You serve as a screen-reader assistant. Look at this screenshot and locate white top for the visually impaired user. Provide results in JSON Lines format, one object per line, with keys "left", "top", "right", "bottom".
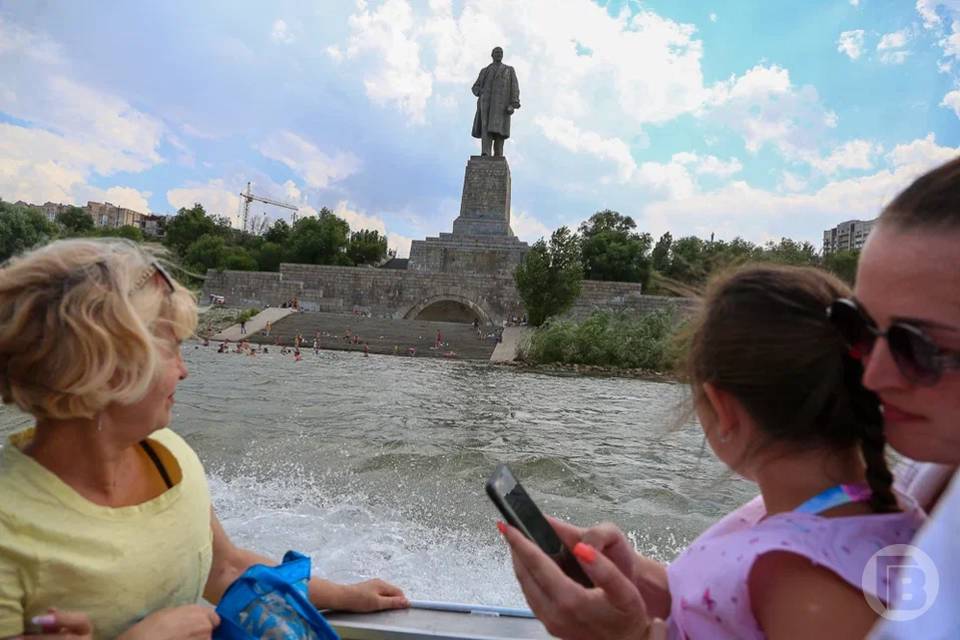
{"left": 870, "top": 471, "right": 960, "bottom": 639}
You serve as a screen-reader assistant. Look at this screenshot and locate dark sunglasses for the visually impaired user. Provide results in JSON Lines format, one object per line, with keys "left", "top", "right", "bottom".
{"left": 827, "top": 298, "right": 960, "bottom": 386}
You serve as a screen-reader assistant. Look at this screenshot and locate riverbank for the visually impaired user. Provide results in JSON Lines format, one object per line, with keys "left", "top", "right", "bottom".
{"left": 494, "top": 359, "right": 679, "bottom": 383}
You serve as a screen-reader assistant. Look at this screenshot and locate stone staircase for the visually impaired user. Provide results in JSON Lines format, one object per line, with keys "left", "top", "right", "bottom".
{"left": 246, "top": 312, "right": 500, "bottom": 360}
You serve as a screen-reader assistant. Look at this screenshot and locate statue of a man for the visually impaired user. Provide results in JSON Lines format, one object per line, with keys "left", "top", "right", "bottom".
{"left": 471, "top": 46, "right": 520, "bottom": 157}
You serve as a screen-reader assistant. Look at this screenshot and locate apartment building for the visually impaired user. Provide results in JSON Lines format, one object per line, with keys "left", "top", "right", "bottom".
{"left": 822, "top": 218, "right": 876, "bottom": 254}
{"left": 7, "top": 199, "right": 164, "bottom": 236}
{"left": 86, "top": 201, "right": 147, "bottom": 229}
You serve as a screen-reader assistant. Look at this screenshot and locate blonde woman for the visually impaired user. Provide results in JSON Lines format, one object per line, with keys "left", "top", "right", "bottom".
{"left": 0, "top": 239, "right": 408, "bottom": 639}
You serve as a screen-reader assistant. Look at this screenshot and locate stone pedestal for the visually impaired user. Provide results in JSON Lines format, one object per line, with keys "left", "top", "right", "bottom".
{"left": 407, "top": 156, "right": 529, "bottom": 276}
{"left": 452, "top": 156, "right": 513, "bottom": 237}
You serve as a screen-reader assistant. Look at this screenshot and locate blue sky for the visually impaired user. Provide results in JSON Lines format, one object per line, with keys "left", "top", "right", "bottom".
{"left": 2, "top": 0, "right": 958, "bottom": 256}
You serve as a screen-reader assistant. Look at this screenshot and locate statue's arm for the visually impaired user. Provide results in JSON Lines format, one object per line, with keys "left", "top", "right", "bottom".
{"left": 472, "top": 68, "right": 486, "bottom": 97}
{"left": 510, "top": 68, "right": 520, "bottom": 109}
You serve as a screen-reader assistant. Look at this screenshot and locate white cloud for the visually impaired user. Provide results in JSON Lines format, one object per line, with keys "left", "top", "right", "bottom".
{"left": 0, "top": 19, "right": 165, "bottom": 209}
{"left": 850, "top": 0, "right": 860, "bottom": 5}
{"left": 806, "top": 139, "right": 881, "bottom": 174}
{"left": 780, "top": 171, "right": 808, "bottom": 192}
{"left": 709, "top": 13, "right": 718, "bottom": 23}
{"left": 941, "top": 88, "right": 960, "bottom": 116}
{"left": 837, "top": 29, "right": 865, "bottom": 60}
{"left": 702, "top": 65, "right": 837, "bottom": 159}
{"left": 916, "top": 0, "right": 960, "bottom": 29}
{"left": 326, "top": 45, "right": 344, "bottom": 61}
{"left": 641, "top": 133, "right": 959, "bottom": 246}
{"left": 535, "top": 116, "right": 636, "bottom": 182}
{"left": 257, "top": 131, "right": 360, "bottom": 190}
{"left": 338, "top": 0, "right": 707, "bottom": 127}
{"left": 877, "top": 30, "right": 911, "bottom": 64}
{"left": 167, "top": 180, "right": 243, "bottom": 226}
{"left": 271, "top": 19, "right": 295, "bottom": 44}
{"left": 329, "top": 200, "right": 411, "bottom": 257}
{"left": 77, "top": 185, "right": 152, "bottom": 213}
{"left": 387, "top": 233, "right": 413, "bottom": 258}
{"left": 511, "top": 209, "right": 551, "bottom": 243}
{"left": 697, "top": 156, "right": 743, "bottom": 177}
{"left": 939, "top": 19, "right": 960, "bottom": 71}
{"left": 336, "top": 0, "right": 434, "bottom": 123}
{"left": 332, "top": 200, "right": 389, "bottom": 234}
{"left": 886, "top": 132, "right": 959, "bottom": 168}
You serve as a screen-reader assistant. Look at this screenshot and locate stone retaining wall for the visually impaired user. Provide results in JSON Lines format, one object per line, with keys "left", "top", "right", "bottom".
{"left": 201, "top": 264, "right": 696, "bottom": 325}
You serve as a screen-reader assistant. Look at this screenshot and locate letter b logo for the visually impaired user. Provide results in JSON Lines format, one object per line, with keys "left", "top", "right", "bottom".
{"left": 863, "top": 544, "right": 939, "bottom": 621}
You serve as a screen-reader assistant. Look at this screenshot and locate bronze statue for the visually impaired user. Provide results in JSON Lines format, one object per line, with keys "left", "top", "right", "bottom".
{"left": 471, "top": 47, "right": 520, "bottom": 157}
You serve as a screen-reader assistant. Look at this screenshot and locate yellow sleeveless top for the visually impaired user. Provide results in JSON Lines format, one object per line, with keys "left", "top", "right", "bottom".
{"left": 0, "top": 428, "right": 213, "bottom": 639}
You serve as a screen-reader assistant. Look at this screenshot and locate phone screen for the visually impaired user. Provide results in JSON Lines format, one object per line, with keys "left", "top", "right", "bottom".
{"left": 486, "top": 464, "right": 593, "bottom": 587}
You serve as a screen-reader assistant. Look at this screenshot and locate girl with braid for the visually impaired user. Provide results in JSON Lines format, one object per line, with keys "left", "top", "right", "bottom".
{"left": 500, "top": 265, "right": 925, "bottom": 640}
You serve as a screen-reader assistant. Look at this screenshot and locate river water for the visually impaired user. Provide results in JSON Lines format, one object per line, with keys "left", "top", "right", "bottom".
{"left": 0, "top": 347, "right": 755, "bottom": 608}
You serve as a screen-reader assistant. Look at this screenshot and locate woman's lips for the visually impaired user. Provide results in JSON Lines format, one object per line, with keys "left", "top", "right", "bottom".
{"left": 881, "top": 402, "right": 925, "bottom": 423}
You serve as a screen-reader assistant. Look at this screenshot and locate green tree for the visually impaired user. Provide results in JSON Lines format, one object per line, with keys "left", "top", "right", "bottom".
{"left": 760, "top": 238, "right": 819, "bottom": 266}
{"left": 663, "top": 236, "right": 707, "bottom": 284}
{"left": 94, "top": 224, "right": 144, "bottom": 242}
{"left": 285, "top": 210, "right": 351, "bottom": 265}
{"left": 264, "top": 219, "right": 291, "bottom": 245}
{"left": 0, "top": 203, "right": 58, "bottom": 262}
{"left": 55, "top": 206, "right": 94, "bottom": 234}
{"left": 514, "top": 226, "right": 584, "bottom": 326}
{"left": 164, "top": 204, "right": 218, "bottom": 256}
{"left": 254, "top": 241, "right": 283, "bottom": 272}
{"left": 822, "top": 249, "right": 860, "bottom": 284}
{"left": 183, "top": 234, "right": 227, "bottom": 273}
{"left": 223, "top": 246, "right": 258, "bottom": 271}
{"left": 651, "top": 232, "right": 672, "bottom": 272}
{"left": 347, "top": 229, "right": 388, "bottom": 265}
{"left": 578, "top": 210, "right": 653, "bottom": 288}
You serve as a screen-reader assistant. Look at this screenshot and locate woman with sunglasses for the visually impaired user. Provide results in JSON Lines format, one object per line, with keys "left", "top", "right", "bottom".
{"left": 844, "top": 156, "right": 960, "bottom": 638}
{"left": 0, "top": 239, "right": 409, "bottom": 639}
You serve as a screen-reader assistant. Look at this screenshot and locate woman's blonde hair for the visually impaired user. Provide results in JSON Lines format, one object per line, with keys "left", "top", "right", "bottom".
{"left": 0, "top": 238, "right": 197, "bottom": 420}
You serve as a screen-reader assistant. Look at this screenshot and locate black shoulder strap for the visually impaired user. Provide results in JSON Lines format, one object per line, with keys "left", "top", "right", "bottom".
{"left": 140, "top": 440, "right": 174, "bottom": 489}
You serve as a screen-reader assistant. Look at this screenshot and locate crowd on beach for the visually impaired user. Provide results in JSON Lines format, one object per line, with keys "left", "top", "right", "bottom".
{"left": 0, "top": 158, "right": 957, "bottom": 638}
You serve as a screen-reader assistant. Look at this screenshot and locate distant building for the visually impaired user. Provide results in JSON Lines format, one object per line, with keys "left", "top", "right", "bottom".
{"left": 823, "top": 218, "right": 876, "bottom": 254}
{"left": 86, "top": 201, "right": 146, "bottom": 229}
{"left": 141, "top": 213, "right": 167, "bottom": 238}
{"left": 4, "top": 198, "right": 162, "bottom": 235}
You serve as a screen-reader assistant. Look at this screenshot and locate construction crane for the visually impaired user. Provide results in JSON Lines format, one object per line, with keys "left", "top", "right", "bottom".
{"left": 239, "top": 182, "right": 298, "bottom": 233}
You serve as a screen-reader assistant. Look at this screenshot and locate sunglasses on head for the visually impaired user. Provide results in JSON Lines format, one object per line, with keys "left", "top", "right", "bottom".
{"left": 132, "top": 261, "right": 176, "bottom": 294}
{"left": 827, "top": 298, "right": 960, "bottom": 386}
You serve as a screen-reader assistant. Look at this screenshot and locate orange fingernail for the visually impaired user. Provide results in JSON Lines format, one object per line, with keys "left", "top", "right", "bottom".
{"left": 496, "top": 521, "right": 508, "bottom": 535}
{"left": 573, "top": 542, "right": 596, "bottom": 564}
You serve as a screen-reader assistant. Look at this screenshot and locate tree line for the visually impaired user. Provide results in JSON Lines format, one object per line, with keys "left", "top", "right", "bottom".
{"left": 0, "top": 202, "right": 148, "bottom": 263}
{"left": 0, "top": 201, "right": 389, "bottom": 275}
{"left": 515, "top": 209, "right": 861, "bottom": 326}
{"left": 162, "top": 204, "right": 388, "bottom": 275}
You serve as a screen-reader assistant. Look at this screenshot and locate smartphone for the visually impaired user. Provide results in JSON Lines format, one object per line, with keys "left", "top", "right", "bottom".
{"left": 486, "top": 463, "right": 593, "bottom": 588}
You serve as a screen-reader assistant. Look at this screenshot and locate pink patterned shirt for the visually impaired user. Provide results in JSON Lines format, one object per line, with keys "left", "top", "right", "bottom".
{"left": 666, "top": 495, "right": 925, "bottom": 639}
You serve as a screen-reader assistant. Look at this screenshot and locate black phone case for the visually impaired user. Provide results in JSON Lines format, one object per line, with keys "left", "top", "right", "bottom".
{"left": 486, "top": 470, "right": 593, "bottom": 588}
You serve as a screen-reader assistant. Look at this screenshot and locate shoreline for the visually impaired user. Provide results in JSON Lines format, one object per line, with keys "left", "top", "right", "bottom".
{"left": 493, "top": 360, "right": 678, "bottom": 383}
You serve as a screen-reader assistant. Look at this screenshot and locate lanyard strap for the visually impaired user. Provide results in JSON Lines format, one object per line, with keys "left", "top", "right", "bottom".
{"left": 794, "top": 483, "right": 872, "bottom": 515}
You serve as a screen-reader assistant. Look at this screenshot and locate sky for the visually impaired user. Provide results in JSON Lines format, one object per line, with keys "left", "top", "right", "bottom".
{"left": 1, "top": 0, "right": 959, "bottom": 258}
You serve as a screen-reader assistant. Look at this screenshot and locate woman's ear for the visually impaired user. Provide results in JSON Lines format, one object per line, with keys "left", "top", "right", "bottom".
{"left": 702, "top": 382, "right": 739, "bottom": 441}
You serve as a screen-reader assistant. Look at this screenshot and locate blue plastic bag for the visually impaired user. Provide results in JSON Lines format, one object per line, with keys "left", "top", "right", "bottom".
{"left": 213, "top": 551, "right": 340, "bottom": 640}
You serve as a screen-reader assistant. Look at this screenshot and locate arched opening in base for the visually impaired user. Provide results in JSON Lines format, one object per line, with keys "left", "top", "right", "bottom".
{"left": 414, "top": 300, "right": 481, "bottom": 324}
{"left": 403, "top": 296, "right": 493, "bottom": 325}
